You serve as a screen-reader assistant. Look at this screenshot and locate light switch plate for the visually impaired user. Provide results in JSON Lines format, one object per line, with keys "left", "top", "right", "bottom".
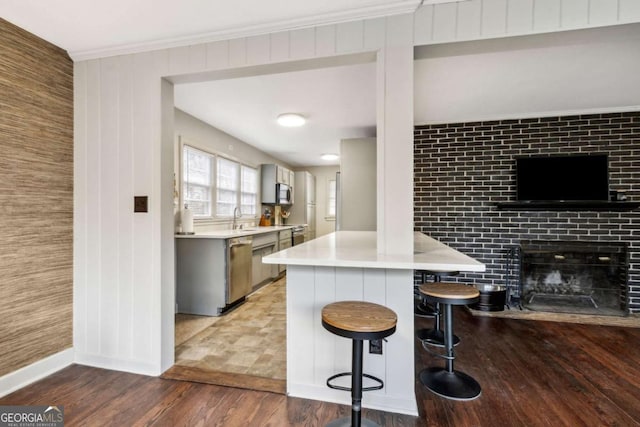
{"left": 134, "top": 196, "right": 148, "bottom": 213}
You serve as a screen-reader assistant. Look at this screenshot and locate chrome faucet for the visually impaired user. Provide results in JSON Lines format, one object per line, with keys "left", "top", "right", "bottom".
{"left": 233, "top": 206, "right": 241, "bottom": 229}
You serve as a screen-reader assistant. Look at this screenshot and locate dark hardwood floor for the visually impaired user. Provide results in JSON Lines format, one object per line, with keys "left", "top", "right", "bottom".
{"left": 2, "top": 309, "right": 640, "bottom": 426}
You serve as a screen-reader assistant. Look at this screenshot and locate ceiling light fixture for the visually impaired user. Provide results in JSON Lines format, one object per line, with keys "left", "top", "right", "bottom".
{"left": 277, "top": 113, "right": 306, "bottom": 127}
{"left": 321, "top": 153, "right": 339, "bottom": 161}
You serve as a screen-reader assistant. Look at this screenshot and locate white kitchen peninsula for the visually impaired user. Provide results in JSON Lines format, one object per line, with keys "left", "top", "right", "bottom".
{"left": 263, "top": 231, "right": 485, "bottom": 416}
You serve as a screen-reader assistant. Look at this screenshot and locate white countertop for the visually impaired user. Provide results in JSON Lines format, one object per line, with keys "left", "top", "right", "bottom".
{"left": 263, "top": 231, "right": 485, "bottom": 272}
{"left": 175, "top": 225, "right": 295, "bottom": 239}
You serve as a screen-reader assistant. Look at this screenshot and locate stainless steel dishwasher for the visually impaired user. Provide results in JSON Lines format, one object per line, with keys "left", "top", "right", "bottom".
{"left": 227, "top": 236, "right": 253, "bottom": 305}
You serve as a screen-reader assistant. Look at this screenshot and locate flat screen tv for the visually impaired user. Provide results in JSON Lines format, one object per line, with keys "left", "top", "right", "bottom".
{"left": 516, "top": 154, "right": 609, "bottom": 202}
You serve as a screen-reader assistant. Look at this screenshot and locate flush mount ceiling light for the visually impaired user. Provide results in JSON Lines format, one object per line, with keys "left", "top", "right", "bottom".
{"left": 321, "top": 153, "right": 339, "bottom": 161}
{"left": 277, "top": 113, "right": 306, "bottom": 127}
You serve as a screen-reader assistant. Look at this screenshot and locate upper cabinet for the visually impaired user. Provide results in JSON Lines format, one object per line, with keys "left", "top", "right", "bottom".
{"left": 261, "top": 163, "right": 294, "bottom": 205}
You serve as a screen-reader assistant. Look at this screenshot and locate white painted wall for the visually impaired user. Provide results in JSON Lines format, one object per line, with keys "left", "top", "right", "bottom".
{"left": 415, "top": 23, "right": 640, "bottom": 124}
{"left": 302, "top": 165, "right": 340, "bottom": 237}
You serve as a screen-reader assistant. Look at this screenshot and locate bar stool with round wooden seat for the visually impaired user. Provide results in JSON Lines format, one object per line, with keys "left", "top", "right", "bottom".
{"left": 322, "top": 301, "right": 397, "bottom": 427}
{"left": 418, "top": 282, "right": 481, "bottom": 401}
{"left": 417, "top": 270, "right": 460, "bottom": 348}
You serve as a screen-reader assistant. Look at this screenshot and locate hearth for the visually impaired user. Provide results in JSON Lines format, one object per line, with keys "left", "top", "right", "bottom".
{"left": 519, "top": 240, "right": 628, "bottom": 316}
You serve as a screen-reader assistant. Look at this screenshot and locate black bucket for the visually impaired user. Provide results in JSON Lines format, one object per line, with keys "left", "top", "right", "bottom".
{"left": 469, "top": 284, "right": 506, "bottom": 312}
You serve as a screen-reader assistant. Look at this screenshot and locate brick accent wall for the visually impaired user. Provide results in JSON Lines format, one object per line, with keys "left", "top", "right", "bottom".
{"left": 414, "top": 112, "right": 640, "bottom": 313}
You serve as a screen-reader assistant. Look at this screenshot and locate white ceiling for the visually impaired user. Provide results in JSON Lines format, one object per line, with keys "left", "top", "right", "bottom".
{"left": 174, "top": 62, "right": 376, "bottom": 167}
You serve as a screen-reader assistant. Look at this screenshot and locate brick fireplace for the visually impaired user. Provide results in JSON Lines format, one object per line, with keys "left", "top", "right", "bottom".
{"left": 414, "top": 111, "right": 640, "bottom": 314}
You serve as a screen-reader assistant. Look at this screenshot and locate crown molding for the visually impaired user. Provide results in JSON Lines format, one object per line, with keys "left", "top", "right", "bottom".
{"left": 69, "top": 1, "right": 422, "bottom": 62}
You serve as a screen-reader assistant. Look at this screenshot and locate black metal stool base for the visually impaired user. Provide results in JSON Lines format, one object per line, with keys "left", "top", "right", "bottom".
{"left": 417, "top": 328, "right": 460, "bottom": 347}
{"left": 326, "top": 417, "right": 380, "bottom": 427}
{"left": 419, "top": 367, "right": 481, "bottom": 401}
{"left": 414, "top": 301, "right": 436, "bottom": 318}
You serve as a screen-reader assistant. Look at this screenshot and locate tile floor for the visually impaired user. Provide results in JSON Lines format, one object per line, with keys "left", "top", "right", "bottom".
{"left": 173, "top": 277, "right": 286, "bottom": 381}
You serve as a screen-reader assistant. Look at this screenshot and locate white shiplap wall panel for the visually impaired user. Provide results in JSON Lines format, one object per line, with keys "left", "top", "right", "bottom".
{"left": 380, "top": 270, "right": 413, "bottom": 400}
{"left": 84, "top": 59, "right": 102, "bottom": 356}
{"left": 561, "top": 0, "right": 590, "bottom": 28}
{"left": 99, "top": 56, "right": 120, "bottom": 359}
{"left": 482, "top": 0, "right": 509, "bottom": 36}
{"left": 130, "top": 51, "right": 158, "bottom": 364}
{"left": 290, "top": 28, "right": 316, "bottom": 59}
{"left": 589, "top": 0, "right": 620, "bottom": 25}
{"left": 228, "top": 38, "right": 247, "bottom": 67}
{"left": 188, "top": 44, "right": 207, "bottom": 71}
{"left": 117, "top": 54, "right": 134, "bottom": 359}
{"left": 620, "top": 0, "right": 640, "bottom": 22}
{"left": 315, "top": 25, "right": 337, "bottom": 57}
{"left": 73, "top": 60, "right": 88, "bottom": 354}
{"left": 336, "top": 21, "right": 365, "bottom": 53}
{"left": 433, "top": 2, "right": 458, "bottom": 41}
{"left": 364, "top": 18, "right": 386, "bottom": 50}
{"left": 312, "top": 267, "right": 336, "bottom": 385}
{"left": 386, "top": 14, "right": 414, "bottom": 47}
{"left": 286, "top": 265, "right": 417, "bottom": 415}
{"left": 361, "top": 269, "right": 387, "bottom": 400}
{"left": 413, "top": 3, "right": 435, "bottom": 45}
{"left": 247, "top": 35, "right": 270, "bottom": 65}
{"left": 270, "top": 32, "right": 290, "bottom": 62}
{"left": 333, "top": 268, "right": 364, "bottom": 374}
{"left": 412, "top": 0, "right": 640, "bottom": 48}
{"left": 168, "top": 46, "right": 191, "bottom": 76}
{"left": 205, "top": 41, "right": 229, "bottom": 70}
{"left": 457, "top": 0, "right": 483, "bottom": 40}
{"left": 507, "top": 0, "right": 534, "bottom": 34}
{"left": 286, "top": 266, "right": 315, "bottom": 385}
{"left": 533, "top": 0, "right": 561, "bottom": 31}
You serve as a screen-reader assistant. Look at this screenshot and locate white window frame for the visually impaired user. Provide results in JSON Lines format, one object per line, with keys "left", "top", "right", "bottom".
{"left": 182, "top": 144, "right": 215, "bottom": 218}
{"left": 241, "top": 165, "right": 258, "bottom": 217}
{"left": 326, "top": 178, "right": 337, "bottom": 219}
{"left": 179, "top": 139, "right": 259, "bottom": 221}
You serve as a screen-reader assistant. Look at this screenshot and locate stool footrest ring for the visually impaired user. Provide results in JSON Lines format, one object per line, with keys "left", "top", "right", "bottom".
{"left": 327, "top": 372, "right": 384, "bottom": 392}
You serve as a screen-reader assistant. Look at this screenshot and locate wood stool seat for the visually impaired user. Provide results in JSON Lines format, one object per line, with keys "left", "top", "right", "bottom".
{"left": 418, "top": 282, "right": 481, "bottom": 401}
{"left": 419, "top": 282, "right": 480, "bottom": 305}
{"left": 322, "top": 301, "right": 397, "bottom": 340}
{"left": 322, "top": 301, "right": 397, "bottom": 427}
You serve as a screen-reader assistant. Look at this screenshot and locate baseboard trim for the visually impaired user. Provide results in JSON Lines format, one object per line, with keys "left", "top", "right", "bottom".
{"left": 0, "top": 348, "right": 74, "bottom": 398}
{"left": 74, "top": 352, "right": 160, "bottom": 377}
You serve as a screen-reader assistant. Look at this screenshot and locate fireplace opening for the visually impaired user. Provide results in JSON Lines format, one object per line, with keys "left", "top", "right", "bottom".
{"left": 519, "top": 240, "right": 628, "bottom": 316}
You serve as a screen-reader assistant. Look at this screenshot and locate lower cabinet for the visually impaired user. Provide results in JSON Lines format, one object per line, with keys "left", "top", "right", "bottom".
{"left": 252, "top": 232, "right": 278, "bottom": 287}
{"left": 278, "top": 229, "right": 292, "bottom": 274}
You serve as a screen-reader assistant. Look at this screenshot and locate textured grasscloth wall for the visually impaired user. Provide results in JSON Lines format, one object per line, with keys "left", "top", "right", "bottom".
{"left": 0, "top": 19, "right": 73, "bottom": 376}
{"left": 414, "top": 112, "right": 640, "bottom": 313}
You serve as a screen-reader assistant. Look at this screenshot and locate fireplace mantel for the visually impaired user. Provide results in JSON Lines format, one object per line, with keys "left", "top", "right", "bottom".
{"left": 495, "top": 201, "right": 640, "bottom": 211}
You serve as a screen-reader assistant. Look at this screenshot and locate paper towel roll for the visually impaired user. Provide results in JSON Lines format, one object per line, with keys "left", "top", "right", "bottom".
{"left": 181, "top": 204, "right": 194, "bottom": 233}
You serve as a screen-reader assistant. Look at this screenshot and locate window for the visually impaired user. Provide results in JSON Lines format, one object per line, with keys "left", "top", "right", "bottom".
{"left": 183, "top": 145, "right": 213, "bottom": 217}
{"left": 216, "top": 157, "right": 239, "bottom": 217}
{"left": 327, "top": 179, "right": 336, "bottom": 218}
{"left": 241, "top": 165, "right": 258, "bottom": 216}
{"left": 181, "top": 143, "right": 258, "bottom": 219}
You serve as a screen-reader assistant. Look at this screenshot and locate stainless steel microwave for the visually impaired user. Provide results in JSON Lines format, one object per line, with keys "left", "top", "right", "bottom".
{"left": 276, "top": 183, "right": 292, "bottom": 205}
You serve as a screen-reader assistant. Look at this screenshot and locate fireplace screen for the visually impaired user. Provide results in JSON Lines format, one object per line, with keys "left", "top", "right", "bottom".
{"left": 519, "top": 240, "right": 627, "bottom": 316}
